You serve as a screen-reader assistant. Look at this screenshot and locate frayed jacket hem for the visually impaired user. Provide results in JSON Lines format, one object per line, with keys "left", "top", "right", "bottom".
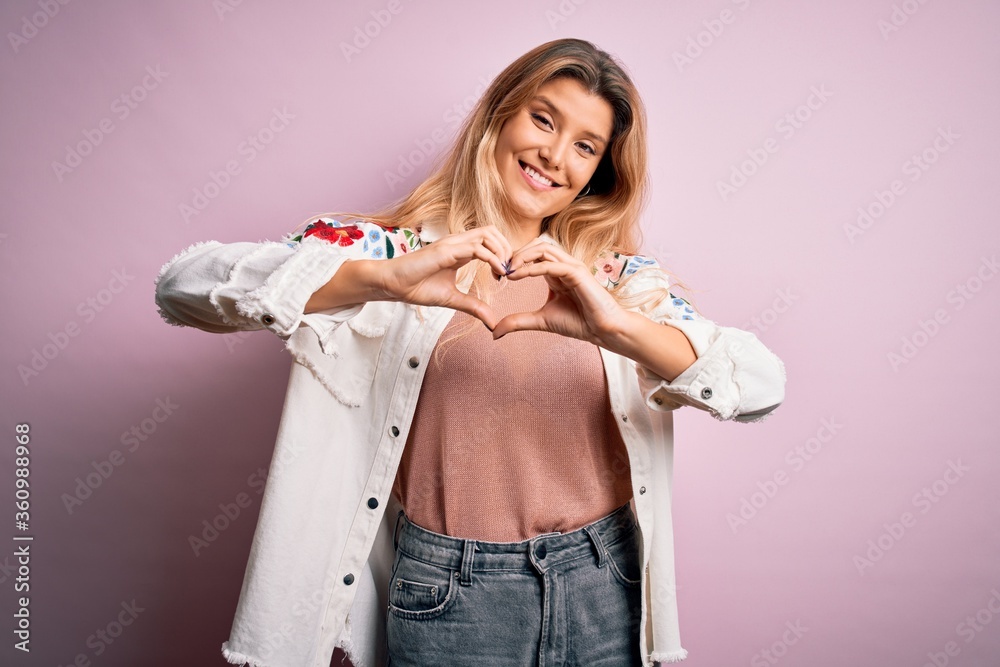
{"left": 652, "top": 647, "right": 690, "bottom": 663}
{"left": 221, "top": 641, "right": 269, "bottom": 667}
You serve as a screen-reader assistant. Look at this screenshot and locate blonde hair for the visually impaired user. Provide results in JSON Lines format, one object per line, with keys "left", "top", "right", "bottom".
{"left": 294, "top": 38, "right": 697, "bottom": 351}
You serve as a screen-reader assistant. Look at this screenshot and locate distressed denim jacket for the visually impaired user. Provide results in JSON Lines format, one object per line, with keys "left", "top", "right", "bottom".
{"left": 153, "top": 216, "right": 786, "bottom": 667}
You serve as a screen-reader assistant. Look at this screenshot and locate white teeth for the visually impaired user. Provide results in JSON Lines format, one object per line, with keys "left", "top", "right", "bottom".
{"left": 522, "top": 162, "right": 554, "bottom": 186}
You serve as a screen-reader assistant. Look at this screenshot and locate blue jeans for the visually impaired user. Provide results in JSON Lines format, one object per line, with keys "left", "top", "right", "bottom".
{"left": 385, "top": 501, "right": 643, "bottom": 666}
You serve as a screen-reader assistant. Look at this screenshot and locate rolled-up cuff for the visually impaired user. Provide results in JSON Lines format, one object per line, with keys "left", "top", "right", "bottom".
{"left": 235, "top": 239, "right": 364, "bottom": 355}
{"left": 638, "top": 325, "right": 785, "bottom": 423}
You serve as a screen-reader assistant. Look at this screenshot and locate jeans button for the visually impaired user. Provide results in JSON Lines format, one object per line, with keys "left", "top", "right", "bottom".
{"left": 535, "top": 543, "right": 547, "bottom": 560}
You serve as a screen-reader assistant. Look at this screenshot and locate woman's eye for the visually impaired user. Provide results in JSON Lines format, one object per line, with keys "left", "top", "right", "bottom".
{"left": 530, "top": 113, "right": 552, "bottom": 128}
{"left": 577, "top": 143, "right": 596, "bottom": 155}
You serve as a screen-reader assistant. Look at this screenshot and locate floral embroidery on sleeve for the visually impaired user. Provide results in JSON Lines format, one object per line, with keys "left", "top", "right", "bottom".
{"left": 593, "top": 251, "right": 697, "bottom": 320}
{"left": 593, "top": 252, "right": 627, "bottom": 287}
{"left": 287, "top": 217, "right": 422, "bottom": 259}
{"left": 303, "top": 223, "right": 364, "bottom": 246}
{"left": 592, "top": 251, "right": 657, "bottom": 288}
{"left": 622, "top": 254, "right": 657, "bottom": 276}
{"left": 669, "top": 295, "right": 697, "bottom": 320}
{"left": 385, "top": 227, "right": 420, "bottom": 258}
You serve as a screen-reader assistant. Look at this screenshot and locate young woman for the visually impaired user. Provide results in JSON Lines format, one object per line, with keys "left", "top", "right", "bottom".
{"left": 155, "top": 38, "right": 786, "bottom": 667}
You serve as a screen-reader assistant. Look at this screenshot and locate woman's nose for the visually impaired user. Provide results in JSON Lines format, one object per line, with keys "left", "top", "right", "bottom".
{"left": 539, "top": 140, "right": 567, "bottom": 170}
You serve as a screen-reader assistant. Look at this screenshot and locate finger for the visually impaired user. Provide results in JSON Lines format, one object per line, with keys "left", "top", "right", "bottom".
{"left": 479, "top": 227, "right": 514, "bottom": 271}
{"left": 508, "top": 242, "right": 582, "bottom": 274}
{"left": 509, "top": 236, "right": 551, "bottom": 260}
{"left": 505, "top": 262, "right": 609, "bottom": 318}
{"left": 505, "top": 258, "right": 578, "bottom": 281}
{"left": 466, "top": 241, "right": 508, "bottom": 278}
{"left": 449, "top": 227, "right": 513, "bottom": 274}
{"left": 491, "top": 310, "right": 548, "bottom": 339}
{"left": 438, "top": 233, "right": 506, "bottom": 276}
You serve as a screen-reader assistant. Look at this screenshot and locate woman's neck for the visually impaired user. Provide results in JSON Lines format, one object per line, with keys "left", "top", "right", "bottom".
{"left": 507, "top": 218, "right": 545, "bottom": 249}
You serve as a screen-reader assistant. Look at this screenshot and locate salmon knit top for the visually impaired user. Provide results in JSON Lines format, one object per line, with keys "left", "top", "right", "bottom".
{"left": 391, "top": 273, "right": 634, "bottom": 542}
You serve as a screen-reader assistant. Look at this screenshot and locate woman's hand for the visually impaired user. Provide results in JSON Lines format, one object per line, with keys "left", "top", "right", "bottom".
{"left": 372, "top": 226, "right": 513, "bottom": 330}
{"left": 490, "top": 238, "right": 629, "bottom": 345}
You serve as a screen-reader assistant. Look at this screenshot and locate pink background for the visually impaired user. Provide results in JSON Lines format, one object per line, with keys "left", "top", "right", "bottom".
{"left": 2, "top": 1, "right": 999, "bottom": 665}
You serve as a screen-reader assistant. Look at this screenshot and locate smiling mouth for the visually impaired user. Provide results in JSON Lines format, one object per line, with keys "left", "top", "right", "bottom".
{"left": 518, "top": 160, "right": 562, "bottom": 188}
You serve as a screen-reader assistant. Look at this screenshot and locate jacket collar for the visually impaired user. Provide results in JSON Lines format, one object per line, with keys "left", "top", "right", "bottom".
{"left": 538, "top": 229, "right": 563, "bottom": 248}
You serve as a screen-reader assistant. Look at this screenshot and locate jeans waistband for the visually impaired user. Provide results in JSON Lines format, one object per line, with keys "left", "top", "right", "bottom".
{"left": 392, "top": 502, "right": 637, "bottom": 583}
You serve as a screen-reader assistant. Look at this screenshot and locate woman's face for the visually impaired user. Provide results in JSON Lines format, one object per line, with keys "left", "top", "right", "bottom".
{"left": 494, "top": 76, "right": 614, "bottom": 232}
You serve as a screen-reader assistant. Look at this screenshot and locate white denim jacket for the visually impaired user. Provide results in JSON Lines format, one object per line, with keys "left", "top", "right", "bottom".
{"left": 153, "top": 216, "right": 786, "bottom": 667}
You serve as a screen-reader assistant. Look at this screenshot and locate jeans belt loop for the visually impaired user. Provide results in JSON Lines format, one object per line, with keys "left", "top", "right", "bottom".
{"left": 393, "top": 509, "right": 405, "bottom": 551}
{"left": 583, "top": 524, "right": 607, "bottom": 568}
{"left": 460, "top": 539, "right": 476, "bottom": 586}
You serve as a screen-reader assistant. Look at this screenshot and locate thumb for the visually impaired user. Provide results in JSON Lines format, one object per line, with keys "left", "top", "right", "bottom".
{"left": 446, "top": 292, "right": 499, "bottom": 331}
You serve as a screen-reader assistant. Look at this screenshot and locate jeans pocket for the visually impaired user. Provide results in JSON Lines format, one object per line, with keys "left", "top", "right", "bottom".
{"left": 388, "top": 551, "right": 457, "bottom": 619}
{"left": 604, "top": 529, "right": 642, "bottom": 589}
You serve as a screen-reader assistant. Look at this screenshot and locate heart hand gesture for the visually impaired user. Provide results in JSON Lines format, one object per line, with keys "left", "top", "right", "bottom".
{"left": 490, "top": 238, "right": 628, "bottom": 346}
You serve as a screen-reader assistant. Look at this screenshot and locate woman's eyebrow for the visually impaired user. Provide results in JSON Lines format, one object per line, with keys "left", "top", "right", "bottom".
{"left": 534, "top": 95, "right": 609, "bottom": 146}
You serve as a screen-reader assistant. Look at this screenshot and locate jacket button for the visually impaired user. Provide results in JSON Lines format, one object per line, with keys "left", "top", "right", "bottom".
{"left": 621, "top": 414, "right": 628, "bottom": 422}
{"left": 261, "top": 314, "right": 275, "bottom": 326}
{"left": 408, "top": 356, "right": 420, "bottom": 368}
{"left": 367, "top": 497, "right": 378, "bottom": 509}
{"left": 700, "top": 387, "right": 713, "bottom": 399}
{"left": 343, "top": 573, "right": 354, "bottom": 585}
{"left": 390, "top": 426, "right": 399, "bottom": 437}
{"left": 639, "top": 486, "right": 646, "bottom": 495}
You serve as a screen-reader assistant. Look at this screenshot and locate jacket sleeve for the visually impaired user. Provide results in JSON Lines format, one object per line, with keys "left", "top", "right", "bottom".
{"left": 606, "top": 253, "right": 787, "bottom": 424}
{"left": 153, "top": 217, "right": 422, "bottom": 355}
